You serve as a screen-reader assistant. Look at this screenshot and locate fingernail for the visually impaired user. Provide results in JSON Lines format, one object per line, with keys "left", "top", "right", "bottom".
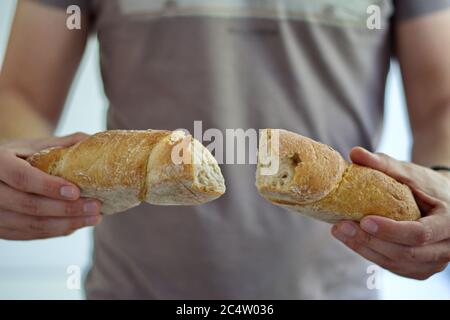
{"left": 339, "top": 223, "right": 357, "bottom": 237}
{"left": 60, "top": 186, "right": 78, "bottom": 199}
{"left": 85, "top": 215, "right": 101, "bottom": 226}
{"left": 331, "top": 225, "right": 338, "bottom": 234}
{"left": 360, "top": 148, "right": 377, "bottom": 159}
{"left": 84, "top": 201, "right": 99, "bottom": 214}
{"left": 361, "top": 219, "right": 378, "bottom": 234}
{"left": 333, "top": 229, "right": 347, "bottom": 242}
{"left": 331, "top": 225, "right": 347, "bottom": 242}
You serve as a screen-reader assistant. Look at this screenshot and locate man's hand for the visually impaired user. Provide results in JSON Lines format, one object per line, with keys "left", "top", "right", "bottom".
{"left": 0, "top": 133, "right": 102, "bottom": 241}
{"left": 332, "top": 147, "right": 450, "bottom": 280}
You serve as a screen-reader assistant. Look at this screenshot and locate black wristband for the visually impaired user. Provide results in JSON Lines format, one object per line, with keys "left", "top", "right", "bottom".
{"left": 430, "top": 165, "right": 450, "bottom": 172}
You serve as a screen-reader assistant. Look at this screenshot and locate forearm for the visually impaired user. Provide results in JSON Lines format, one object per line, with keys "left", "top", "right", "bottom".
{"left": 411, "top": 103, "right": 450, "bottom": 174}
{"left": 0, "top": 86, "right": 54, "bottom": 142}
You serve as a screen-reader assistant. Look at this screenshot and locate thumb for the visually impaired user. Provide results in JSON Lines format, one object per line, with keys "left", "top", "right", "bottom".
{"left": 350, "top": 147, "right": 446, "bottom": 206}
{"left": 36, "top": 132, "right": 89, "bottom": 150}
{"left": 12, "top": 132, "right": 90, "bottom": 158}
{"left": 350, "top": 147, "right": 411, "bottom": 182}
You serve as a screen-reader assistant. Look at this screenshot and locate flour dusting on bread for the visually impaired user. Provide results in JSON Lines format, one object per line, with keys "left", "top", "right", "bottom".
{"left": 27, "top": 130, "right": 226, "bottom": 214}
{"left": 256, "top": 129, "right": 420, "bottom": 223}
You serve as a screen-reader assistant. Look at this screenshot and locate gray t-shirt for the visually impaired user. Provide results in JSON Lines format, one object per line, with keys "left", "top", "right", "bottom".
{"left": 36, "top": 0, "right": 450, "bottom": 299}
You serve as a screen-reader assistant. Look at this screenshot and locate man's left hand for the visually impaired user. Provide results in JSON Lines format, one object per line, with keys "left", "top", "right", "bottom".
{"left": 332, "top": 147, "right": 450, "bottom": 280}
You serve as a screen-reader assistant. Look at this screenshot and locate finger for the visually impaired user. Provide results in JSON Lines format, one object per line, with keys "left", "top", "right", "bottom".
{"left": 0, "top": 182, "right": 101, "bottom": 216}
{"left": 350, "top": 147, "right": 449, "bottom": 201}
{"left": 332, "top": 222, "right": 439, "bottom": 278}
{"left": 360, "top": 213, "right": 450, "bottom": 246}
{"left": 335, "top": 221, "right": 410, "bottom": 260}
{"left": 388, "top": 261, "right": 448, "bottom": 281}
{"left": 409, "top": 240, "right": 450, "bottom": 264}
{"left": 417, "top": 212, "right": 450, "bottom": 244}
{"left": 331, "top": 223, "right": 395, "bottom": 271}
{"left": 410, "top": 187, "right": 436, "bottom": 214}
{"left": 410, "top": 187, "right": 446, "bottom": 213}
{"left": 7, "top": 132, "right": 89, "bottom": 158}
{"left": 0, "top": 210, "right": 102, "bottom": 237}
{"left": 32, "top": 132, "right": 89, "bottom": 153}
{"left": 0, "top": 227, "right": 51, "bottom": 240}
{"left": 336, "top": 221, "right": 450, "bottom": 264}
{"left": 349, "top": 147, "right": 409, "bottom": 182}
{"left": 0, "top": 153, "right": 80, "bottom": 200}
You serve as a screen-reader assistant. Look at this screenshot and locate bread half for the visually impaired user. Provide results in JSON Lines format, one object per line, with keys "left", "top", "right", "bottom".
{"left": 256, "top": 129, "right": 420, "bottom": 223}
{"left": 28, "top": 130, "right": 225, "bottom": 214}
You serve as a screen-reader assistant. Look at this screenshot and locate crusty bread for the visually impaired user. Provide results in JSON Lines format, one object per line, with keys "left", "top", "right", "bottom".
{"left": 256, "top": 129, "right": 420, "bottom": 223}
{"left": 28, "top": 130, "right": 226, "bottom": 214}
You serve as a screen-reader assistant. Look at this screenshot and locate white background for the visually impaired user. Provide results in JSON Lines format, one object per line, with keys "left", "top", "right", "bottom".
{"left": 0, "top": 0, "right": 449, "bottom": 299}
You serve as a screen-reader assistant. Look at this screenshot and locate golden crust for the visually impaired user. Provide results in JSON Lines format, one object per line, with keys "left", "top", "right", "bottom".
{"left": 145, "top": 133, "right": 195, "bottom": 201}
{"left": 256, "top": 129, "right": 421, "bottom": 222}
{"left": 27, "top": 147, "right": 68, "bottom": 175}
{"left": 55, "top": 130, "right": 170, "bottom": 193}
{"left": 257, "top": 129, "right": 347, "bottom": 203}
{"left": 279, "top": 129, "right": 347, "bottom": 202}
{"left": 312, "top": 164, "right": 420, "bottom": 222}
{"left": 27, "top": 130, "right": 225, "bottom": 214}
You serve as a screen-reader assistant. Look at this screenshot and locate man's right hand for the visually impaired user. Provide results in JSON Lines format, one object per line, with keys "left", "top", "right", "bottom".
{"left": 0, "top": 133, "right": 102, "bottom": 240}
